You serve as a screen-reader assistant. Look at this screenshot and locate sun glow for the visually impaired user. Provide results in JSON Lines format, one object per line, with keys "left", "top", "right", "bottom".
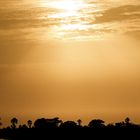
{"left": 48, "top": 0, "right": 84, "bottom": 11}
{"left": 41, "top": 0, "right": 98, "bottom": 40}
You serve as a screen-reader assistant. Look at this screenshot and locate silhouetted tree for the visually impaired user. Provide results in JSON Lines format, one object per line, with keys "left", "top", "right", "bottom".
{"left": 34, "top": 118, "right": 47, "bottom": 129}
{"left": 88, "top": 119, "right": 105, "bottom": 128}
{"left": 60, "top": 121, "right": 77, "bottom": 129}
{"left": 77, "top": 119, "right": 82, "bottom": 126}
{"left": 1, "top": 116, "right": 140, "bottom": 139}
{"left": 107, "top": 123, "right": 115, "bottom": 128}
{"left": 19, "top": 124, "right": 28, "bottom": 129}
{"left": 27, "top": 120, "right": 32, "bottom": 128}
{"left": 0, "top": 118, "right": 2, "bottom": 128}
{"left": 115, "top": 121, "right": 125, "bottom": 128}
{"left": 34, "top": 117, "right": 62, "bottom": 129}
{"left": 45, "top": 117, "right": 62, "bottom": 128}
{"left": 125, "top": 117, "right": 130, "bottom": 125}
{"left": 11, "top": 118, "right": 18, "bottom": 129}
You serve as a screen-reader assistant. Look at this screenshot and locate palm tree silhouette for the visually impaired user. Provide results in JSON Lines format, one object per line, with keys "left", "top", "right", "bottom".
{"left": 125, "top": 117, "right": 130, "bottom": 124}
{"left": 27, "top": 120, "right": 32, "bottom": 128}
{"left": 77, "top": 119, "right": 82, "bottom": 126}
{"left": 11, "top": 118, "right": 18, "bottom": 129}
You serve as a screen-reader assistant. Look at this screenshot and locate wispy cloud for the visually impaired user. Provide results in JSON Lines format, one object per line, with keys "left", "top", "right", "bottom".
{"left": 94, "top": 5, "right": 140, "bottom": 23}
{"left": 0, "top": 1, "right": 140, "bottom": 39}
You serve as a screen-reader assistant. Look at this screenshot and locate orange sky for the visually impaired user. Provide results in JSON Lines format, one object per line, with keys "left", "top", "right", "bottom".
{"left": 0, "top": 0, "right": 140, "bottom": 126}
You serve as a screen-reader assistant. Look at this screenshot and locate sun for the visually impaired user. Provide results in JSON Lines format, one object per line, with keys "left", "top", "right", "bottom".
{"left": 41, "top": 0, "right": 88, "bottom": 40}
{"left": 48, "top": 0, "right": 84, "bottom": 11}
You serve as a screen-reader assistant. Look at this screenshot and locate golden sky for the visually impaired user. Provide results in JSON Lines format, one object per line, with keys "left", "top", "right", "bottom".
{"left": 0, "top": 0, "right": 140, "bottom": 126}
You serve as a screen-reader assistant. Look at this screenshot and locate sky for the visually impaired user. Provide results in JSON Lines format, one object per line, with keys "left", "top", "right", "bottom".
{"left": 0, "top": 0, "right": 140, "bottom": 126}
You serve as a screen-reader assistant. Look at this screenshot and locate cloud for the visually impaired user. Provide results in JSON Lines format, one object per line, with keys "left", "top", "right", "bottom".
{"left": 0, "top": 3, "right": 140, "bottom": 40}
{"left": 94, "top": 5, "right": 140, "bottom": 23}
{"left": 0, "top": 6, "right": 61, "bottom": 30}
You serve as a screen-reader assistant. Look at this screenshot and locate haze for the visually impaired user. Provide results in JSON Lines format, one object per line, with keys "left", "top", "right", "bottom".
{"left": 0, "top": 0, "right": 140, "bottom": 126}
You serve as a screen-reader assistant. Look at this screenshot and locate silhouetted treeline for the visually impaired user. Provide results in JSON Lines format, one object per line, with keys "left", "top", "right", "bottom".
{"left": 0, "top": 117, "right": 140, "bottom": 139}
